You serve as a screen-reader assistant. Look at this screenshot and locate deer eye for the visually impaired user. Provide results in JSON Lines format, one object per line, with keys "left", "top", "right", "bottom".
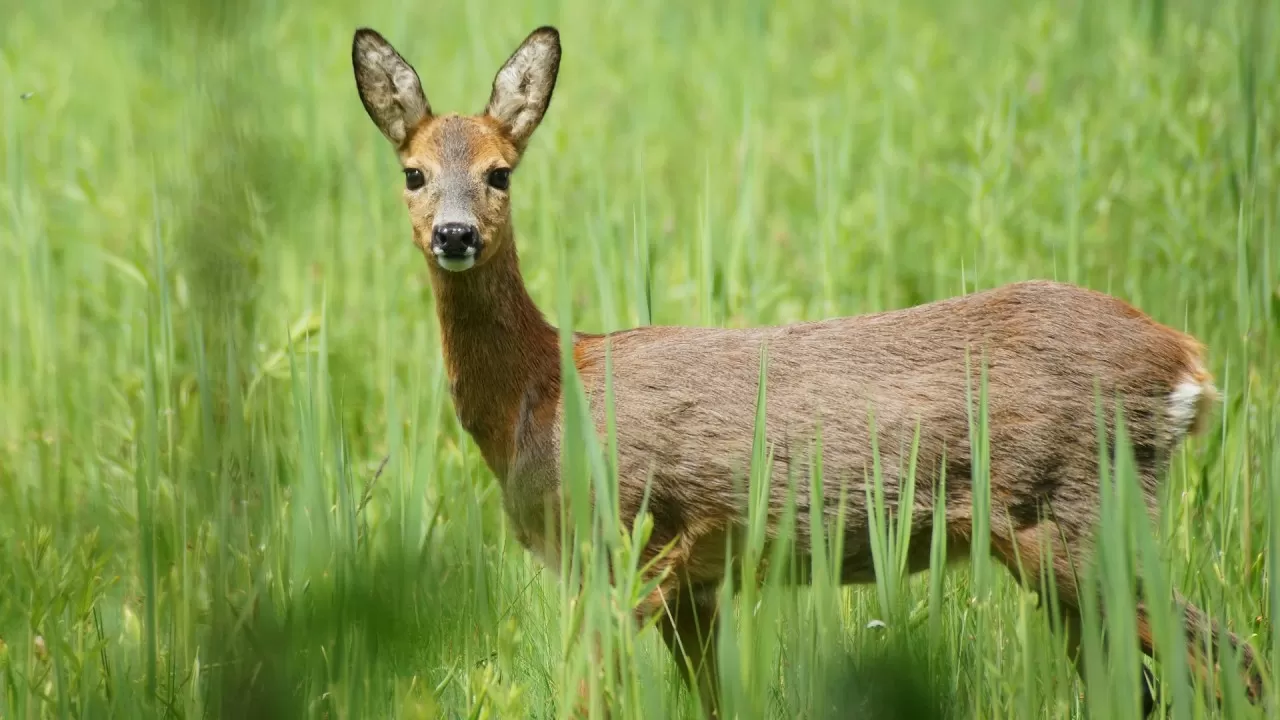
{"left": 487, "top": 168, "right": 511, "bottom": 191}
{"left": 403, "top": 168, "right": 426, "bottom": 191}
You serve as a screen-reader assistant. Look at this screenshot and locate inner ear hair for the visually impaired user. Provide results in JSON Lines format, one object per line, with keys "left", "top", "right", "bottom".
{"left": 484, "top": 26, "right": 561, "bottom": 150}
{"left": 352, "top": 28, "right": 432, "bottom": 146}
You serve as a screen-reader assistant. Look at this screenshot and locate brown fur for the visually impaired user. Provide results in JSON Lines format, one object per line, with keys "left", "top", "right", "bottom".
{"left": 353, "top": 25, "right": 1262, "bottom": 717}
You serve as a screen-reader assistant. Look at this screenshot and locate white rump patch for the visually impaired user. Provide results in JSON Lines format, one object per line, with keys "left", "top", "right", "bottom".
{"left": 1167, "top": 375, "right": 1212, "bottom": 436}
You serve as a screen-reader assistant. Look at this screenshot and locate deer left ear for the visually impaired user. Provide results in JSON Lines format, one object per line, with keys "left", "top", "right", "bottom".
{"left": 352, "top": 28, "right": 432, "bottom": 147}
{"left": 484, "top": 26, "right": 561, "bottom": 151}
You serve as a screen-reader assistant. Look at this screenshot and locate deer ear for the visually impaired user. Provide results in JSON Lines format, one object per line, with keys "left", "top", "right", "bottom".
{"left": 352, "top": 28, "right": 432, "bottom": 146}
{"left": 484, "top": 27, "right": 561, "bottom": 150}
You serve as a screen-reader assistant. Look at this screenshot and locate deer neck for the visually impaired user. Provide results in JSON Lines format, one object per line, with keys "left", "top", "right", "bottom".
{"left": 428, "top": 236, "right": 561, "bottom": 479}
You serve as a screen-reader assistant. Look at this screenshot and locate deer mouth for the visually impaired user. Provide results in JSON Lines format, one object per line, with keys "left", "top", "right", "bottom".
{"left": 432, "top": 244, "right": 478, "bottom": 272}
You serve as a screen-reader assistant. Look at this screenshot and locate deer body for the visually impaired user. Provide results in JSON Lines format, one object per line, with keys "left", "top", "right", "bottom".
{"left": 353, "top": 26, "right": 1261, "bottom": 717}
{"left": 472, "top": 270, "right": 1213, "bottom": 600}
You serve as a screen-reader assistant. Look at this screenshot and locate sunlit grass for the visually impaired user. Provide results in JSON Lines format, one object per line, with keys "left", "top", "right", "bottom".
{"left": 1, "top": 0, "right": 1277, "bottom": 717}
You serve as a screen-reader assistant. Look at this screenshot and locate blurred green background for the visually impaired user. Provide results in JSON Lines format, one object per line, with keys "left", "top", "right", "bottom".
{"left": 1, "top": 0, "right": 1277, "bottom": 717}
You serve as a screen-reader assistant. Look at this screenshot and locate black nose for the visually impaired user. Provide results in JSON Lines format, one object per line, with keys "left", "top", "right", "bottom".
{"left": 432, "top": 223, "right": 480, "bottom": 258}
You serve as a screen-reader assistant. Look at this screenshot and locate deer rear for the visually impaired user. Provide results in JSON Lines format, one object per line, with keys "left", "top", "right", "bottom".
{"left": 351, "top": 25, "right": 1262, "bottom": 718}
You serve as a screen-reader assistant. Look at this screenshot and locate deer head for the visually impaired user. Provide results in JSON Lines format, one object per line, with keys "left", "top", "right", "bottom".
{"left": 352, "top": 27, "right": 561, "bottom": 272}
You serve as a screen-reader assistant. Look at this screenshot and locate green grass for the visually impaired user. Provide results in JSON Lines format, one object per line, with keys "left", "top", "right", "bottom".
{"left": 1, "top": 0, "right": 1278, "bottom": 717}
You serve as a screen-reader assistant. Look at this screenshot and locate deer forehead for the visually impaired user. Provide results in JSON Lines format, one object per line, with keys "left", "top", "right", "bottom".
{"left": 405, "top": 114, "right": 518, "bottom": 172}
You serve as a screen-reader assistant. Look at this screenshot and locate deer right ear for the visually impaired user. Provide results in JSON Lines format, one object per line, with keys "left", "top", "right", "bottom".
{"left": 484, "top": 27, "right": 561, "bottom": 151}
{"left": 352, "top": 28, "right": 432, "bottom": 146}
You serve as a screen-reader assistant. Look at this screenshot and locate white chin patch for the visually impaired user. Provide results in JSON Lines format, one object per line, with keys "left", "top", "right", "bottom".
{"left": 433, "top": 246, "right": 477, "bottom": 272}
{"left": 436, "top": 255, "right": 476, "bottom": 272}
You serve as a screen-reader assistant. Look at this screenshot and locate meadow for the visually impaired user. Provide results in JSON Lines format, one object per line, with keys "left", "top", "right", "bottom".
{"left": 1, "top": 0, "right": 1277, "bottom": 717}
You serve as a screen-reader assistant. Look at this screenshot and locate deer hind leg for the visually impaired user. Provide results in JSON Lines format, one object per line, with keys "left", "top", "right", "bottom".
{"left": 1173, "top": 595, "right": 1264, "bottom": 704}
{"left": 990, "top": 520, "right": 1159, "bottom": 716}
{"left": 996, "top": 519, "right": 1265, "bottom": 714}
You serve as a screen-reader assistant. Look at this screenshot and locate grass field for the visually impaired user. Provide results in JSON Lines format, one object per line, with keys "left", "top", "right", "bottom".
{"left": 2, "top": 0, "right": 1278, "bottom": 717}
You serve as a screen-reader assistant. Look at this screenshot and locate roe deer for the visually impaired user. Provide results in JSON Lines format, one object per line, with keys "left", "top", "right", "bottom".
{"left": 351, "top": 25, "right": 1263, "bottom": 717}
